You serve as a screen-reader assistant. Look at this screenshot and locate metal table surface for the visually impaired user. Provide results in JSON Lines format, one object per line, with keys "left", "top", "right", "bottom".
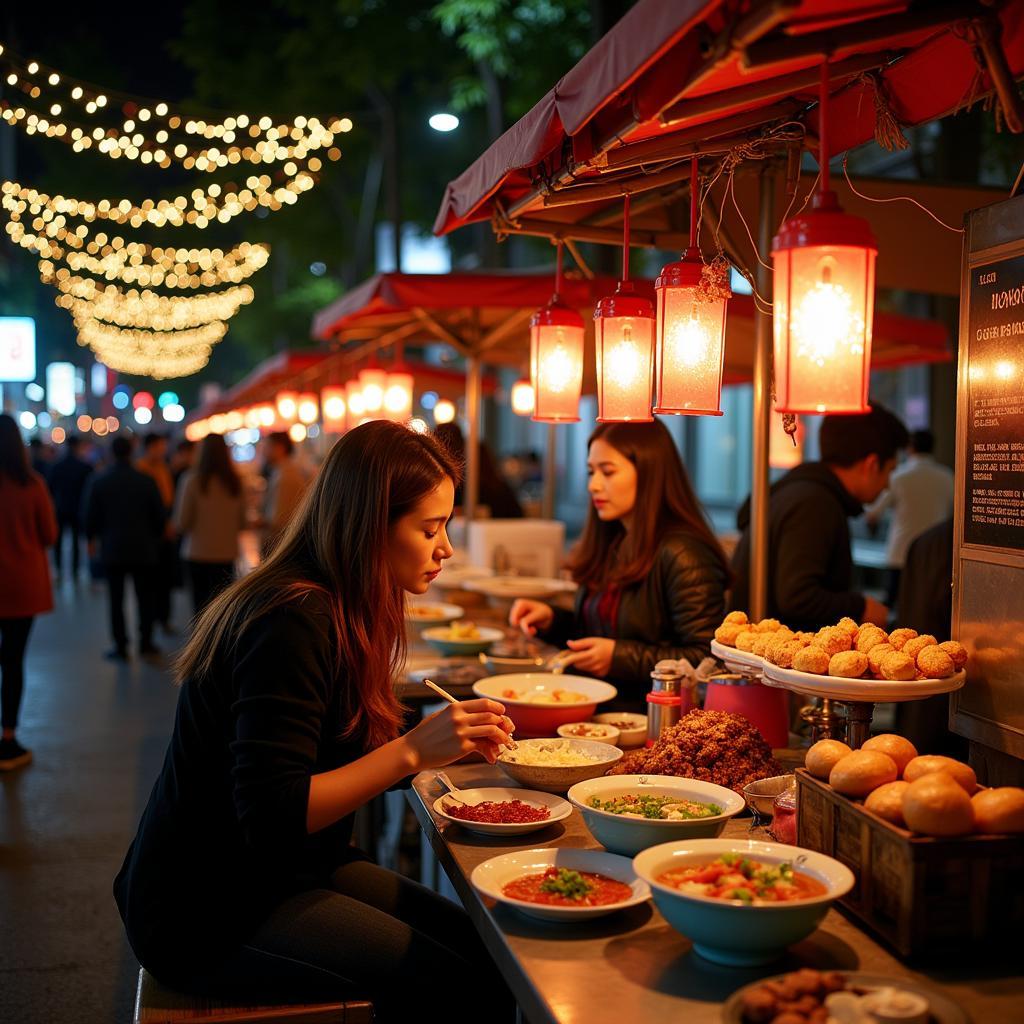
{"left": 408, "top": 763, "right": 1024, "bottom": 1024}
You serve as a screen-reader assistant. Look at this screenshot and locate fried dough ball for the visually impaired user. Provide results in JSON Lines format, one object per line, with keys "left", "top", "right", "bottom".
{"left": 888, "top": 628, "right": 918, "bottom": 651}
{"left": 867, "top": 643, "right": 895, "bottom": 677}
{"left": 828, "top": 650, "right": 869, "bottom": 678}
{"left": 938, "top": 640, "right": 968, "bottom": 670}
{"left": 714, "top": 623, "right": 745, "bottom": 647}
{"left": 903, "top": 634, "right": 938, "bottom": 662}
{"left": 724, "top": 610, "right": 749, "bottom": 626}
{"left": 755, "top": 617, "right": 783, "bottom": 633}
{"left": 917, "top": 646, "right": 955, "bottom": 679}
{"left": 768, "top": 639, "right": 808, "bottom": 669}
{"left": 735, "top": 630, "right": 760, "bottom": 653}
{"left": 750, "top": 633, "right": 776, "bottom": 657}
{"left": 855, "top": 626, "right": 889, "bottom": 654}
{"left": 793, "top": 646, "right": 830, "bottom": 675}
{"left": 835, "top": 616, "right": 859, "bottom": 636}
{"left": 880, "top": 650, "right": 916, "bottom": 680}
{"left": 813, "top": 626, "right": 853, "bottom": 656}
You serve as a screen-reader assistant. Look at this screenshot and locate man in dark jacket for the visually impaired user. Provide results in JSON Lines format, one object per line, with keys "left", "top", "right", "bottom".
{"left": 84, "top": 435, "right": 166, "bottom": 660}
{"left": 48, "top": 434, "right": 93, "bottom": 581}
{"left": 731, "top": 403, "right": 908, "bottom": 632}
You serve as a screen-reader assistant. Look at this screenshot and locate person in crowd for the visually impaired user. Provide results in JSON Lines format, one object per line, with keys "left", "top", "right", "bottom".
{"left": 174, "top": 434, "right": 247, "bottom": 615}
{"left": 48, "top": 433, "right": 93, "bottom": 582}
{"left": 731, "top": 403, "right": 909, "bottom": 632}
{"left": 0, "top": 415, "right": 58, "bottom": 771}
{"left": 170, "top": 438, "right": 196, "bottom": 490}
{"left": 866, "top": 428, "right": 954, "bottom": 606}
{"left": 28, "top": 437, "right": 53, "bottom": 484}
{"left": 509, "top": 421, "right": 730, "bottom": 702}
{"left": 137, "top": 432, "right": 178, "bottom": 632}
{"left": 84, "top": 435, "right": 166, "bottom": 660}
{"left": 435, "top": 421, "right": 524, "bottom": 518}
{"left": 114, "top": 421, "right": 514, "bottom": 1020}
{"left": 260, "top": 431, "right": 309, "bottom": 557}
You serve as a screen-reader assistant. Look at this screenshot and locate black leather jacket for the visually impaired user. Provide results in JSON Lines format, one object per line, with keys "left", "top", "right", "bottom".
{"left": 546, "top": 531, "right": 727, "bottom": 702}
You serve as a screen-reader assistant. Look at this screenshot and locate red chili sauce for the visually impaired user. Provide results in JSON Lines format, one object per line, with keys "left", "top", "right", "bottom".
{"left": 502, "top": 867, "right": 632, "bottom": 906}
{"left": 442, "top": 799, "right": 550, "bottom": 824}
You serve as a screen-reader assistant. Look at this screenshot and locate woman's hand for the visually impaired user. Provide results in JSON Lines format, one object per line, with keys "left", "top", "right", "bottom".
{"left": 403, "top": 698, "right": 514, "bottom": 769}
{"left": 509, "top": 599, "right": 554, "bottom": 636}
{"left": 560, "top": 637, "right": 616, "bottom": 677}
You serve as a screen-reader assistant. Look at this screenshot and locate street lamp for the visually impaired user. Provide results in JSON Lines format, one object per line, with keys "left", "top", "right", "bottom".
{"left": 428, "top": 113, "right": 459, "bottom": 133}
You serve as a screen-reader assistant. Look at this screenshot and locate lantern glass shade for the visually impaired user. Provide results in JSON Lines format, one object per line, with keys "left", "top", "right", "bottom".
{"left": 529, "top": 305, "right": 584, "bottom": 423}
{"left": 511, "top": 379, "right": 535, "bottom": 417}
{"left": 772, "top": 197, "right": 877, "bottom": 415}
{"left": 383, "top": 372, "right": 414, "bottom": 421}
{"left": 275, "top": 390, "right": 298, "bottom": 421}
{"left": 296, "top": 393, "right": 319, "bottom": 425}
{"left": 654, "top": 259, "right": 729, "bottom": 416}
{"left": 433, "top": 398, "right": 456, "bottom": 425}
{"left": 359, "top": 368, "right": 388, "bottom": 415}
{"left": 594, "top": 290, "right": 655, "bottom": 423}
{"left": 321, "top": 386, "right": 347, "bottom": 433}
{"left": 345, "top": 379, "right": 367, "bottom": 419}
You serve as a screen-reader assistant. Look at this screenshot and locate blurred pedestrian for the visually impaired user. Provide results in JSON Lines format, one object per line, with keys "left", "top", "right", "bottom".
{"left": 0, "top": 414, "right": 58, "bottom": 770}
{"left": 137, "top": 432, "right": 178, "bottom": 633}
{"left": 866, "top": 429, "right": 954, "bottom": 606}
{"left": 434, "top": 422, "right": 524, "bottom": 518}
{"left": 28, "top": 437, "right": 53, "bottom": 484}
{"left": 84, "top": 435, "right": 166, "bottom": 660}
{"left": 174, "top": 434, "right": 247, "bottom": 616}
{"left": 48, "top": 433, "right": 93, "bottom": 581}
{"left": 259, "top": 431, "right": 308, "bottom": 557}
{"left": 170, "top": 438, "right": 196, "bottom": 491}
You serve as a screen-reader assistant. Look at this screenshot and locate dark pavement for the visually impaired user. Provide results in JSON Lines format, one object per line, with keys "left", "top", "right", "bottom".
{"left": 1, "top": 575, "right": 182, "bottom": 1023}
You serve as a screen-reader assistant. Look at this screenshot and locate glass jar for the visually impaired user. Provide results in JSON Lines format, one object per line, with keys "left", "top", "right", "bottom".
{"left": 770, "top": 781, "right": 798, "bottom": 845}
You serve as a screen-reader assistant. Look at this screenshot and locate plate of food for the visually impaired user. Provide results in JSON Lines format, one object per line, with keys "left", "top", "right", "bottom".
{"left": 722, "top": 968, "right": 968, "bottom": 1024}
{"left": 496, "top": 738, "right": 623, "bottom": 793}
{"left": 429, "top": 564, "right": 494, "bottom": 592}
{"left": 405, "top": 600, "right": 465, "bottom": 627}
{"left": 473, "top": 673, "right": 617, "bottom": 736}
{"left": 470, "top": 847, "right": 650, "bottom": 921}
{"left": 710, "top": 639, "right": 764, "bottom": 676}
{"left": 463, "top": 575, "right": 578, "bottom": 602}
{"left": 420, "top": 622, "right": 505, "bottom": 657}
{"left": 431, "top": 785, "right": 572, "bottom": 836}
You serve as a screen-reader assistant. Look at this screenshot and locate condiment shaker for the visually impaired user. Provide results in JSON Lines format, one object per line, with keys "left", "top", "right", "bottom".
{"left": 646, "top": 660, "right": 685, "bottom": 746}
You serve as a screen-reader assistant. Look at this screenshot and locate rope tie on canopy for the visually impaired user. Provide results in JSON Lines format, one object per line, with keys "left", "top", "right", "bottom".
{"left": 855, "top": 71, "right": 910, "bottom": 151}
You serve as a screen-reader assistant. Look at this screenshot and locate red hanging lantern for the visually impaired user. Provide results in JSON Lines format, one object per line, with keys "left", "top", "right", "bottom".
{"left": 772, "top": 64, "right": 877, "bottom": 415}
{"left": 296, "top": 392, "right": 319, "bottom": 425}
{"left": 530, "top": 242, "right": 584, "bottom": 423}
{"left": 321, "top": 386, "right": 347, "bottom": 433}
{"left": 275, "top": 390, "right": 298, "bottom": 422}
{"left": 345, "top": 379, "right": 367, "bottom": 424}
{"left": 654, "top": 157, "right": 730, "bottom": 416}
{"left": 594, "top": 194, "right": 654, "bottom": 422}
{"left": 383, "top": 371, "right": 414, "bottom": 422}
{"left": 359, "top": 367, "right": 388, "bottom": 417}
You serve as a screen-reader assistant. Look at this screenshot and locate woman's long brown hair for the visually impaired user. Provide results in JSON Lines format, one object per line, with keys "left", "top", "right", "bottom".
{"left": 175, "top": 420, "right": 461, "bottom": 749}
{"left": 567, "top": 420, "right": 731, "bottom": 591}
{"left": 195, "top": 432, "right": 242, "bottom": 496}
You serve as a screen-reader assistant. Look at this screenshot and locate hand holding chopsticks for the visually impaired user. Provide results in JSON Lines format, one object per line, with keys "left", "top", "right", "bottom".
{"left": 424, "top": 678, "right": 517, "bottom": 751}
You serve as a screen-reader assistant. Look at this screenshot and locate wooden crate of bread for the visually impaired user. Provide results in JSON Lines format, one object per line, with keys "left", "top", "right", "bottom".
{"left": 795, "top": 767, "right": 1024, "bottom": 960}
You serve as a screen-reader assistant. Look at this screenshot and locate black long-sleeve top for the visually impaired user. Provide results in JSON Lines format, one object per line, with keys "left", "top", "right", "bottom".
{"left": 114, "top": 591, "right": 362, "bottom": 984}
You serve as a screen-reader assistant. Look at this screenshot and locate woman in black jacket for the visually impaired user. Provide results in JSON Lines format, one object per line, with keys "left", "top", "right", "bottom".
{"left": 511, "top": 421, "right": 729, "bottom": 703}
{"left": 115, "top": 421, "right": 513, "bottom": 1019}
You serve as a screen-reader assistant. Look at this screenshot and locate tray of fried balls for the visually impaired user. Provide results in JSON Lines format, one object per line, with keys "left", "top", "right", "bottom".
{"left": 711, "top": 611, "right": 805, "bottom": 676}
{"left": 803, "top": 734, "right": 1024, "bottom": 838}
{"left": 757, "top": 618, "right": 967, "bottom": 702}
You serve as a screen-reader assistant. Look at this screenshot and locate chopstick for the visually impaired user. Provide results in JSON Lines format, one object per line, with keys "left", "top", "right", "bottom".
{"left": 423, "top": 678, "right": 517, "bottom": 749}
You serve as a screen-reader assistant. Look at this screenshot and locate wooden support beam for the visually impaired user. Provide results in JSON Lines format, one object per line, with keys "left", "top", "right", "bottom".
{"left": 475, "top": 308, "right": 533, "bottom": 354}
{"left": 410, "top": 307, "right": 470, "bottom": 354}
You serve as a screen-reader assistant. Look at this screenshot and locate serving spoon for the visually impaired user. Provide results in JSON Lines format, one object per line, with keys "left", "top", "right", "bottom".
{"left": 434, "top": 771, "right": 474, "bottom": 807}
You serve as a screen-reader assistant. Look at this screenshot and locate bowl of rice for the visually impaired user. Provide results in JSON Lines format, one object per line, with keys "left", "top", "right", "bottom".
{"left": 473, "top": 673, "right": 617, "bottom": 737}
{"left": 497, "top": 738, "right": 623, "bottom": 793}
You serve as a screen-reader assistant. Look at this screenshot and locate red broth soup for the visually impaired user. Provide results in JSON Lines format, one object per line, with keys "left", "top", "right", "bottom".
{"left": 657, "top": 853, "right": 827, "bottom": 904}
{"left": 502, "top": 867, "right": 633, "bottom": 907}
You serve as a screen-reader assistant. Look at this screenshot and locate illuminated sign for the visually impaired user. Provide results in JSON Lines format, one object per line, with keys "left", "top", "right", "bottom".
{"left": 46, "top": 362, "right": 77, "bottom": 417}
{"left": 0, "top": 317, "right": 37, "bottom": 382}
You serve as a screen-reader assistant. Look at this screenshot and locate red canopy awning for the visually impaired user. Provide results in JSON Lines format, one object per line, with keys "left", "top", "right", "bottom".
{"left": 434, "top": 0, "right": 1024, "bottom": 238}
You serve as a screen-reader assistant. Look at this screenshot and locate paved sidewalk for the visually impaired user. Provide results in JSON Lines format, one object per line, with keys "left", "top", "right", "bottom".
{"left": 0, "top": 576, "right": 183, "bottom": 1024}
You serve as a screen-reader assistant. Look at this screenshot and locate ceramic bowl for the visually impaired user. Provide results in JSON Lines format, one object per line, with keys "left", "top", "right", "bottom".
{"left": 478, "top": 652, "right": 547, "bottom": 675}
{"left": 420, "top": 625, "right": 505, "bottom": 657}
{"left": 556, "top": 721, "right": 621, "bottom": 745}
{"left": 496, "top": 738, "right": 623, "bottom": 793}
{"left": 742, "top": 774, "right": 796, "bottom": 820}
{"left": 632, "top": 838, "right": 854, "bottom": 966}
{"left": 568, "top": 775, "right": 744, "bottom": 857}
{"left": 405, "top": 601, "right": 465, "bottom": 628}
{"left": 473, "top": 673, "right": 617, "bottom": 737}
{"left": 470, "top": 846, "right": 649, "bottom": 921}
{"left": 592, "top": 711, "right": 648, "bottom": 748}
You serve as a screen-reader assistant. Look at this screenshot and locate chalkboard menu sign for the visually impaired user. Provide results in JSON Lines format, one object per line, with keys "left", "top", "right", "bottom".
{"left": 964, "top": 252, "right": 1024, "bottom": 550}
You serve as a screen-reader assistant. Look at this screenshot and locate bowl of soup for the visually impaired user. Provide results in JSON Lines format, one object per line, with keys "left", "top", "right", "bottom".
{"left": 473, "top": 673, "right": 617, "bottom": 736}
{"left": 632, "top": 838, "right": 854, "bottom": 966}
{"left": 568, "top": 775, "right": 745, "bottom": 856}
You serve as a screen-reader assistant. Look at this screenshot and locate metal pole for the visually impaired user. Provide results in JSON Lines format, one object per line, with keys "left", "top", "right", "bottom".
{"left": 542, "top": 424, "right": 557, "bottom": 520}
{"left": 750, "top": 167, "right": 776, "bottom": 621}
{"left": 464, "top": 355, "right": 481, "bottom": 522}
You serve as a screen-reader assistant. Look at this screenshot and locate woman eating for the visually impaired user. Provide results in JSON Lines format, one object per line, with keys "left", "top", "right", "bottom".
{"left": 115, "top": 421, "right": 513, "bottom": 1020}
{"left": 510, "top": 421, "right": 729, "bottom": 703}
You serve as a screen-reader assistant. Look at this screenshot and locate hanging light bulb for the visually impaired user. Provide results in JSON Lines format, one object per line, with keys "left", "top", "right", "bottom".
{"left": 359, "top": 367, "right": 387, "bottom": 416}
{"left": 530, "top": 242, "right": 584, "bottom": 423}
{"left": 296, "top": 392, "right": 319, "bottom": 425}
{"left": 275, "top": 390, "right": 298, "bottom": 421}
{"left": 772, "top": 63, "right": 877, "bottom": 415}
{"left": 383, "top": 371, "right": 414, "bottom": 421}
{"left": 346, "top": 378, "right": 368, "bottom": 423}
{"left": 654, "top": 157, "right": 730, "bottom": 416}
{"left": 511, "top": 379, "right": 535, "bottom": 417}
{"left": 594, "top": 194, "right": 655, "bottom": 422}
{"left": 321, "top": 385, "right": 347, "bottom": 433}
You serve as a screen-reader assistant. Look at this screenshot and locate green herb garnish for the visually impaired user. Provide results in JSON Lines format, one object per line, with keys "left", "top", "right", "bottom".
{"left": 540, "top": 868, "right": 594, "bottom": 901}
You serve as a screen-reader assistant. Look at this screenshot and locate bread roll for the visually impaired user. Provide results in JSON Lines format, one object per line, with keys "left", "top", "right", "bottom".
{"left": 805, "top": 739, "right": 852, "bottom": 780}
{"left": 903, "top": 755, "right": 977, "bottom": 793}
{"left": 862, "top": 734, "right": 918, "bottom": 777}
{"left": 902, "top": 773, "right": 974, "bottom": 836}
{"left": 864, "top": 780, "right": 910, "bottom": 826}
{"left": 829, "top": 750, "right": 898, "bottom": 798}
{"left": 972, "top": 787, "right": 1024, "bottom": 834}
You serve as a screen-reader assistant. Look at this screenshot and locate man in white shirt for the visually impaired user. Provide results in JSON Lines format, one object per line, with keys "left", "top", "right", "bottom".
{"left": 866, "top": 430, "right": 954, "bottom": 605}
